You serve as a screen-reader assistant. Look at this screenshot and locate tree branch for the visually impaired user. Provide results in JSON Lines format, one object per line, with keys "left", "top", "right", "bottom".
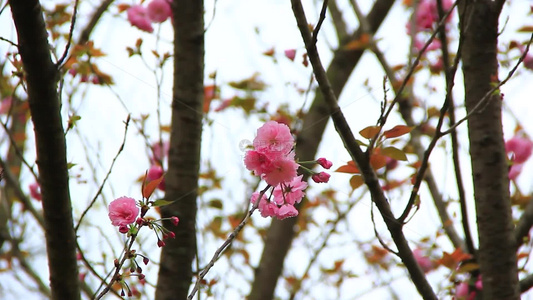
{"left": 290, "top": 0, "right": 436, "bottom": 298}
{"left": 8, "top": 0, "right": 80, "bottom": 299}
{"left": 248, "top": 1, "right": 395, "bottom": 299}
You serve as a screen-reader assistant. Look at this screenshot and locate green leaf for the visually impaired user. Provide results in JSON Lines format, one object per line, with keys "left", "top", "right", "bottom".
{"left": 151, "top": 199, "right": 174, "bottom": 207}
{"left": 381, "top": 146, "right": 408, "bottom": 161}
{"left": 208, "top": 199, "right": 223, "bottom": 209}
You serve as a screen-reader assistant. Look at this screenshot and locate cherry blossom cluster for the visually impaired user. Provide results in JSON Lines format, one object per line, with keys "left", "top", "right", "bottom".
{"left": 505, "top": 135, "right": 533, "bottom": 180}
{"left": 108, "top": 196, "right": 179, "bottom": 247}
{"left": 126, "top": 0, "right": 172, "bottom": 33}
{"left": 244, "top": 121, "right": 331, "bottom": 219}
{"left": 407, "top": 0, "right": 454, "bottom": 71}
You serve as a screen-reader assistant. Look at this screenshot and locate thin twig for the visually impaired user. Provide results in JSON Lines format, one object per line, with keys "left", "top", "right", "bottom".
{"left": 78, "top": 0, "right": 115, "bottom": 45}
{"left": 187, "top": 186, "right": 269, "bottom": 300}
{"left": 0, "top": 157, "right": 44, "bottom": 227}
{"left": 57, "top": 0, "right": 80, "bottom": 68}
{"left": 290, "top": 193, "right": 364, "bottom": 300}
{"left": 398, "top": 6, "right": 465, "bottom": 223}
{"left": 379, "top": 2, "right": 457, "bottom": 133}
{"left": 0, "top": 114, "right": 39, "bottom": 180}
{"left": 435, "top": 0, "right": 475, "bottom": 255}
{"left": 0, "top": 36, "right": 17, "bottom": 47}
{"left": 9, "top": 236, "right": 51, "bottom": 297}
{"left": 440, "top": 32, "right": 533, "bottom": 136}
{"left": 312, "top": 0, "right": 329, "bottom": 44}
{"left": 75, "top": 114, "right": 130, "bottom": 232}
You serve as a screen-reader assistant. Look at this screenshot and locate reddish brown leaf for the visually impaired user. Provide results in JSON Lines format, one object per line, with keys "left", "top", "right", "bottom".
{"left": 359, "top": 125, "right": 381, "bottom": 139}
{"left": 370, "top": 153, "right": 387, "bottom": 170}
{"left": 436, "top": 248, "right": 472, "bottom": 270}
{"left": 335, "top": 161, "right": 360, "bottom": 174}
{"left": 383, "top": 125, "right": 413, "bottom": 139}
{"left": 342, "top": 33, "right": 371, "bottom": 50}
{"left": 517, "top": 26, "right": 533, "bottom": 33}
{"left": 349, "top": 175, "right": 364, "bottom": 190}
{"left": 143, "top": 175, "right": 165, "bottom": 199}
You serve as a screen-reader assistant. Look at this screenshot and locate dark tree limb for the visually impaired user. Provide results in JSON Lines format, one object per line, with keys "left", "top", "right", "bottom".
{"left": 248, "top": 1, "right": 395, "bottom": 299}
{"left": 458, "top": 1, "right": 519, "bottom": 298}
{"left": 8, "top": 0, "right": 80, "bottom": 299}
{"left": 515, "top": 198, "right": 533, "bottom": 248}
{"left": 289, "top": 0, "right": 436, "bottom": 299}
{"left": 154, "top": 0, "right": 204, "bottom": 299}
{"left": 78, "top": 0, "right": 114, "bottom": 45}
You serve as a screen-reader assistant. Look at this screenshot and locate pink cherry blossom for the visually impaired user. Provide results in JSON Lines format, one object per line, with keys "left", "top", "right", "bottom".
{"left": 276, "top": 204, "right": 298, "bottom": 219}
{"left": 244, "top": 150, "right": 274, "bottom": 176}
{"left": 284, "top": 49, "right": 296, "bottom": 61}
{"left": 253, "top": 121, "right": 294, "bottom": 157}
{"left": 455, "top": 282, "right": 477, "bottom": 300}
{"left": 413, "top": 248, "right": 433, "bottom": 273}
{"left": 316, "top": 157, "right": 333, "bottom": 169}
{"left": 312, "top": 172, "right": 330, "bottom": 183}
{"left": 262, "top": 157, "right": 299, "bottom": 186}
{"left": 505, "top": 136, "right": 533, "bottom": 164}
{"left": 147, "top": 0, "right": 172, "bottom": 23}
{"left": 475, "top": 276, "right": 483, "bottom": 290}
{"left": 250, "top": 191, "right": 268, "bottom": 205}
{"left": 151, "top": 140, "right": 169, "bottom": 164}
{"left": 127, "top": 5, "right": 154, "bottom": 33}
{"left": 108, "top": 197, "right": 139, "bottom": 227}
{"left": 214, "top": 98, "right": 233, "bottom": 112}
{"left": 258, "top": 198, "right": 279, "bottom": 218}
{"left": 29, "top": 182, "right": 42, "bottom": 201}
{"left": 147, "top": 165, "right": 165, "bottom": 190}
{"left": 273, "top": 175, "right": 307, "bottom": 205}
{"left": 509, "top": 163, "right": 523, "bottom": 181}
{"left": 412, "top": 0, "right": 453, "bottom": 32}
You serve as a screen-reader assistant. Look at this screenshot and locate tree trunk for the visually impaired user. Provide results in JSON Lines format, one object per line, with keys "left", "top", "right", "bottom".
{"left": 8, "top": 1, "right": 80, "bottom": 299}
{"left": 459, "top": 1, "right": 519, "bottom": 298}
{"left": 155, "top": 0, "right": 204, "bottom": 299}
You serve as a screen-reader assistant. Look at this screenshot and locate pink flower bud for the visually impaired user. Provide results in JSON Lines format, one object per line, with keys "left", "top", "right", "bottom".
{"left": 143, "top": 257, "right": 150, "bottom": 265}
{"left": 29, "top": 182, "right": 42, "bottom": 201}
{"left": 119, "top": 225, "right": 129, "bottom": 234}
{"left": 171, "top": 216, "right": 179, "bottom": 226}
{"left": 167, "top": 231, "right": 176, "bottom": 239}
{"left": 312, "top": 172, "right": 330, "bottom": 183}
{"left": 157, "top": 239, "right": 166, "bottom": 247}
{"left": 284, "top": 49, "right": 296, "bottom": 61}
{"left": 316, "top": 157, "right": 333, "bottom": 169}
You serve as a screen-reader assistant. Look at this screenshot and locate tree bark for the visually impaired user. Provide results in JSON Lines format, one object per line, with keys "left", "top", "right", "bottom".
{"left": 8, "top": 1, "right": 80, "bottom": 299}
{"left": 459, "top": 1, "right": 519, "bottom": 299}
{"left": 248, "top": 1, "right": 395, "bottom": 299}
{"left": 155, "top": 0, "right": 204, "bottom": 299}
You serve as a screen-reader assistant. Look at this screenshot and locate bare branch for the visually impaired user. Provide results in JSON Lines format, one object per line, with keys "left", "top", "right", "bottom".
{"left": 187, "top": 186, "right": 268, "bottom": 300}
{"left": 75, "top": 114, "right": 130, "bottom": 232}
{"left": 290, "top": 0, "right": 436, "bottom": 298}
